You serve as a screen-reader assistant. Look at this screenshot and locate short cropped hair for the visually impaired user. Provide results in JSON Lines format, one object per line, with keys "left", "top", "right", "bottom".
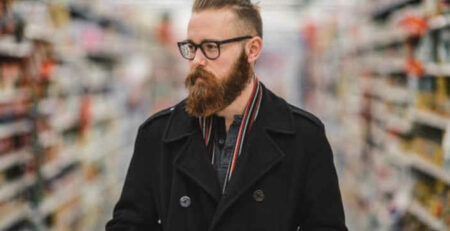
{"left": 192, "top": 0, "right": 263, "bottom": 39}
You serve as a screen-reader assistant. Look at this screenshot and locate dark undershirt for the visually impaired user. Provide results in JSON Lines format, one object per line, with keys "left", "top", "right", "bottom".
{"left": 211, "top": 114, "right": 243, "bottom": 193}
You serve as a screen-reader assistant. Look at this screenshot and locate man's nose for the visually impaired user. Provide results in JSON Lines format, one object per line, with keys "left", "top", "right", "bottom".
{"left": 191, "top": 48, "right": 207, "bottom": 67}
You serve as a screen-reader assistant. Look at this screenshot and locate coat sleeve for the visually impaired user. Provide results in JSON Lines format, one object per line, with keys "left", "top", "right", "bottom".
{"left": 299, "top": 125, "right": 348, "bottom": 231}
{"left": 105, "top": 125, "right": 161, "bottom": 231}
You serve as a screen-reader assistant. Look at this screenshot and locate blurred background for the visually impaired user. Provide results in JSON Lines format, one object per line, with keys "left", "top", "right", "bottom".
{"left": 0, "top": 0, "right": 450, "bottom": 230}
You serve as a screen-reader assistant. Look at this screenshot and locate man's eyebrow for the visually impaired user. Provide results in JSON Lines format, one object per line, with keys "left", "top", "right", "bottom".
{"left": 202, "top": 39, "right": 219, "bottom": 43}
{"left": 184, "top": 39, "right": 220, "bottom": 44}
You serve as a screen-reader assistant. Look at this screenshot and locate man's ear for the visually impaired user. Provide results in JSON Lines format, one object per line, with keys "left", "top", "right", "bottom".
{"left": 246, "top": 36, "right": 263, "bottom": 63}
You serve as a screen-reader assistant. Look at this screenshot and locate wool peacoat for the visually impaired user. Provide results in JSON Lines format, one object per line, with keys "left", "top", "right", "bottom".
{"left": 105, "top": 84, "right": 348, "bottom": 231}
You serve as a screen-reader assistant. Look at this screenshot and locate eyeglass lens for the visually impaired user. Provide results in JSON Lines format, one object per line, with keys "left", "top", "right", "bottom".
{"left": 180, "top": 42, "right": 220, "bottom": 60}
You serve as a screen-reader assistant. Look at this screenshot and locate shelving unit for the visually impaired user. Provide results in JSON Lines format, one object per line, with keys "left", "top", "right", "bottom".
{"left": 408, "top": 200, "right": 448, "bottom": 231}
{"left": 0, "top": 149, "right": 32, "bottom": 172}
{"left": 387, "top": 151, "right": 450, "bottom": 185}
{"left": 0, "top": 175, "right": 36, "bottom": 203}
{"left": 300, "top": 0, "right": 450, "bottom": 230}
{"left": 0, "top": 205, "right": 31, "bottom": 231}
{"left": 414, "top": 110, "right": 449, "bottom": 130}
{"left": 0, "top": 0, "right": 168, "bottom": 230}
{"left": 0, "top": 36, "right": 32, "bottom": 58}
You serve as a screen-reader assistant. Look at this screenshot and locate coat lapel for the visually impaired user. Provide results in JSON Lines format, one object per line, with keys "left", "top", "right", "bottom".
{"left": 208, "top": 85, "right": 296, "bottom": 231}
{"left": 172, "top": 131, "right": 222, "bottom": 202}
{"left": 162, "top": 101, "right": 222, "bottom": 203}
{"left": 208, "top": 124, "right": 287, "bottom": 230}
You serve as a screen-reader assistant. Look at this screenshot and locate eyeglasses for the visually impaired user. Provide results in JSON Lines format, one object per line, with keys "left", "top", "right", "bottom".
{"left": 177, "top": 36, "right": 253, "bottom": 60}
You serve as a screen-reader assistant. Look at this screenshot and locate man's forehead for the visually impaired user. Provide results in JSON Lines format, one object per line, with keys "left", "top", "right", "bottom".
{"left": 187, "top": 8, "right": 239, "bottom": 41}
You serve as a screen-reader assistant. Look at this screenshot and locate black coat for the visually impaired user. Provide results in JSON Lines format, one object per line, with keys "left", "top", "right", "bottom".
{"left": 105, "top": 85, "right": 348, "bottom": 231}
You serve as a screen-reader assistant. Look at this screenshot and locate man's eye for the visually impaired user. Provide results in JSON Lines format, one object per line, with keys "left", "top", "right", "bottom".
{"left": 187, "top": 44, "right": 196, "bottom": 51}
{"left": 204, "top": 44, "right": 218, "bottom": 50}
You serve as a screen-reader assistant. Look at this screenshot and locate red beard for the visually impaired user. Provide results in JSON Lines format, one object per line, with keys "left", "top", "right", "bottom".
{"left": 185, "top": 51, "right": 252, "bottom": 117}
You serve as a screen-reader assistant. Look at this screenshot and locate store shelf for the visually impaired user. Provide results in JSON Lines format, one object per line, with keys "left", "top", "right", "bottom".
{"left": 380, "top": 87, "right": 411, "bottom": 103}
{"left": 371, "top": 57, "right": 406, "bottom": 74}
{"left": 0, "top": 204, "right": 31, "bottom": 230}
{"left": 424, "top": 63, "right": 450, "bottom": 77}
{"left": 388, "top": 151, "right": 450, "bottom": 185}
{"left": 0, "top": 88, "right": 31, "bottom": 105}
{"left": 0, "top": 148, "right": 32, "bottom": 172}
{"left": 428, "top": 14, "right": 450, "bottom": 31}
{"left": 0, "top": 175, "right": 36, "bottom": 202}
{"left": 50, "top": 111, "right": 79, "bottom": 132}
{"left": 0, "top": 36, "right": 32, "bottom": 58}
{"left": 37, "top": 97, "right": 59, "bottom": 116}
{"left": 41, "top": 145, "right": 80, "bottom": 179}
{"left": 0, "top": 119, "right": 33, "bottom": 140}
{"left": 408, "top": 154, "right": 450, "bottom": 185}
{"left": 38, "top": 130, "right": 61, "bottom": 149}
{"left": 355, "top": 28, "right": 409, "bottom": 52}
{"left": 91, "top": 104, "right": 119, "bottom": 124}
{"left": 38, "top": 180, "right": 82, "bottom": 218}
{"left": 25, "top": 23, "right": 57, "bottom": 44}
{"left": 372, "top": 0, "right": 421, "bottom": 20}
{"left": 408, "top": 200, "right": 448, "bottom": 231}
{"left": 413, "top": 110, "right": 449, "bottom": 130}
{"left": 385, "top": 116, "right": 412, "bottom": 134}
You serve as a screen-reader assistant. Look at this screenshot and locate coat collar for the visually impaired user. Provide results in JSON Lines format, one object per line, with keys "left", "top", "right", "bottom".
{"left": 162, "top": 83, "right": 295, "bottom": 144}
{"left": 161, "top": 100, "right": 197, "bottom": 143}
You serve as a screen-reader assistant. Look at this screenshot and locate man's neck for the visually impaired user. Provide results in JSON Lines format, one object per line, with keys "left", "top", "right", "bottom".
{"left": 216, "top": 77, "right": 255, "bottom": 133}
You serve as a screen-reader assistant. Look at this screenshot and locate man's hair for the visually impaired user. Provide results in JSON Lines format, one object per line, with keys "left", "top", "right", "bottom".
{"left": 192, "top": 0, "right": 263, "bottom": 39}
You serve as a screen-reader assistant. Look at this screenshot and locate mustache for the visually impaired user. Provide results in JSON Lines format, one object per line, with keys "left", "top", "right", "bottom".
{"left": 185, "top": 68, "right": 214, "bottom": 86}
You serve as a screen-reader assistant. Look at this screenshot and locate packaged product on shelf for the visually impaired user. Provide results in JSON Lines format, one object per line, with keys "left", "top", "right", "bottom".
{"left": 417, "top": 76, "right": 437, "bottom": 111}
{"left": 0, "top": 132, "right": 31, "bottom": 156}
{"left": 437, "top": 29, "right": 450, "bottom": 64}
{"left": 436, "top": 77, "right": 447, "bottom": 107}
{"left": 445, "top": 78, "right": 450, "bottom": 114}
{"left": 53, "top": 198, "right": 83, "bottom": 231}
{"left": 412, "top": 171, "right": 450, "bottom": 225}
{"left": 413, "top": 172, "right": 434, "bottom": 206}
{"left": 412, "top": 125, "right": 444, "bottom": 166}
{"left": 399, "top": 213, "right": 435, "bottom": 231}
{"left": 438, "top": 0, "right": 450, "bottom": 15}
{"left": 429, "top": 181, "right": 445, "bottom": 218}
{"left": 0, "top": 134, "right": 13, "bottom": 155}
{"left": 415, "top": 31, "right": 434, "bottom": 65}
{"left": 424, "top": 0, "right": 439, "bottom": 16}
{"left": 444, "top": 125, "right": 450, "bottom": 172}
{"left": 444, "top": 189, "right": 450, "bottom": 227}
{"left": 0, "top": 169, "right": 5, "bottom": 186}
{"left": 0, "top": 0, "right": 25, "bottom": 41}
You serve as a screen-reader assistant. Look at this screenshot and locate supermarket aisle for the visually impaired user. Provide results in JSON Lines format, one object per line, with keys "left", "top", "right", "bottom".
{"left": 1, "top": 0, "right": 450, "bottom": 230}
{"left": 0, "top": 0, "right": 166, "bottom": 230}
{"left": 301, "top": 0, "right": 450, "bottom": 230}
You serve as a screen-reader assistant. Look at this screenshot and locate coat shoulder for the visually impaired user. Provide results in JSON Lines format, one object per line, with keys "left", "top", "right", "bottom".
{"left": 139, "top": 106, "right": 175, "bottom": 130}
{"left": 287, "top": 104, "right": 324, "bottom": 130}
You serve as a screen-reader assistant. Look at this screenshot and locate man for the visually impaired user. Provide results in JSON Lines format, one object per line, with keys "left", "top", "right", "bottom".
{"left": 106, "top": 0, "right": 348, "bottom": 230}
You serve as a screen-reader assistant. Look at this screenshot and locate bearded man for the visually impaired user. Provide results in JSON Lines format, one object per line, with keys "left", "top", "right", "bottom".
{"left": 106, "top": 0, "right": 348, "bottom": 230}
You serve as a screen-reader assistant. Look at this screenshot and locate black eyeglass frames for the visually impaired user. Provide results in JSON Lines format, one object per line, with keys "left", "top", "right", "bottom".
{"left": 177, "top": 36, "right": 253, "bottom": 60}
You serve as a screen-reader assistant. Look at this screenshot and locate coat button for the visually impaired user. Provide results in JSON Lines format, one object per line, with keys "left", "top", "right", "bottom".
{"left": 179, "top": 195, "right": 191, "bottom": 208}
{"left": 253, "top": 189, "right": 264, "bottom": 202}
